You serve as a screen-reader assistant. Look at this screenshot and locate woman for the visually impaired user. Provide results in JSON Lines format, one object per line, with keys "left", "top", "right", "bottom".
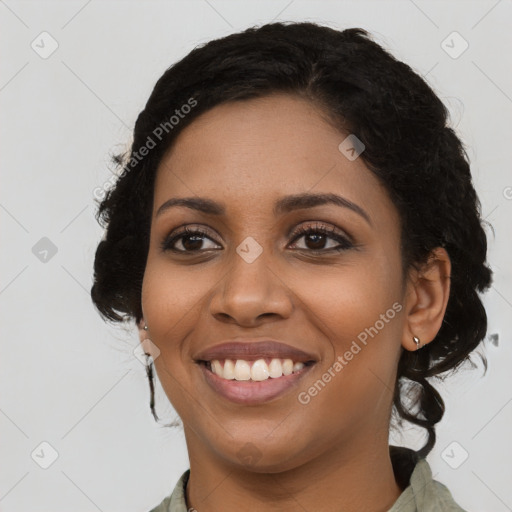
{"left": 91, "top": 22, "right": 492, "bottom": 512}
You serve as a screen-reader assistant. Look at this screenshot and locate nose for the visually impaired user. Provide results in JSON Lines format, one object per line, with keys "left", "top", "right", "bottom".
{"left": 209, "top": 249, "right": 294, "bottom": 328}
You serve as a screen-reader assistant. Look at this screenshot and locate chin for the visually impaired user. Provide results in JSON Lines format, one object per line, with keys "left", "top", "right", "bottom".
{"left": 218, "top": 438, "right": 312, "bottom": 474}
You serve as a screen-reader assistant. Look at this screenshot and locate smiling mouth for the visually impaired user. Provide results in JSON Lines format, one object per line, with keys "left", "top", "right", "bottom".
{"left": 199, "top": 358, "right": 316, "bottom": 381}
{"left": 198, "top": 357, "right": 317, "bottom": 405}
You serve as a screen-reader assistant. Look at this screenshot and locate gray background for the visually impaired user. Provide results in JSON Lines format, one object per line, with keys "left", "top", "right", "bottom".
{"left": 1, "top": 1, "right": 511, "bottom": 511}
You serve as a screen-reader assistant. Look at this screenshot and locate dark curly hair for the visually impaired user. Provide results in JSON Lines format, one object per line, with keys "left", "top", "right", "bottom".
{"left": 91, "top": 21, "right": 493, "bottom": 459}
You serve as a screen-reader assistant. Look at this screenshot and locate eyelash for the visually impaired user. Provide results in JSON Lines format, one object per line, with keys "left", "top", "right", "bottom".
{"left": 160, "top": 223, "right": 354, "bottom": 254}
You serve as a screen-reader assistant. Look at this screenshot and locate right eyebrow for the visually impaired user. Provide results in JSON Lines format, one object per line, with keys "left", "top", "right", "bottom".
{"left": 156, "top": 197, "right": 225, "bottom": 218}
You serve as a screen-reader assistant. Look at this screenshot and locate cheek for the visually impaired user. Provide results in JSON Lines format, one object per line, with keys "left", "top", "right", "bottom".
{"left": 292, "top": 264, "right": 403, "bottom": 428}
{"left": 141, "top": 255, "right": 211, "bottom": 325}
{"left": 292, "top": 257, "right": 404, "bottom": 413}
{"left": 140, "top": 263, "right": 204, "bottom": 419}
{"left": 293, "top": 257, "right": 402, "bottom": 346}
{"left": 140, "top": 260, "right": 205, "bottom": 376}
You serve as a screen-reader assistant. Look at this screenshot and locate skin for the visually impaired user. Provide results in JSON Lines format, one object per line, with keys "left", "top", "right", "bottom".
{"left": 137, "top": 93, "right": 451, "bottom": 512}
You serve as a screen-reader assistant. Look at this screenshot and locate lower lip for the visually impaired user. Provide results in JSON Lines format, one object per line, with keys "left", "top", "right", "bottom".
{"left": 198, "top": 362, "right": 315, "bottom": 405}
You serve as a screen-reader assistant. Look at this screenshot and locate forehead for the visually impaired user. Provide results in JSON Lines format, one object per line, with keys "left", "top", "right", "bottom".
{"left": 152, "top": 93, "right": 396, "bottom": 226}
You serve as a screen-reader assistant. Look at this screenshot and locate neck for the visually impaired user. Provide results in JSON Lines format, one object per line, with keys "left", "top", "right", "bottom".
{"left": 184, "top": 431, "right": 403, "bottom": 512}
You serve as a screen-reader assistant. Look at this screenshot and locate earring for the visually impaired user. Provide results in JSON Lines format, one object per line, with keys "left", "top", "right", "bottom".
{"left": 143, "top": 347, "right": 181, "bottom": 428}
{"left": 140, "top": 322, "right": 150, "bottom": 358}
{"left": 413, "top": 335, "right": 421, "bottom": 350}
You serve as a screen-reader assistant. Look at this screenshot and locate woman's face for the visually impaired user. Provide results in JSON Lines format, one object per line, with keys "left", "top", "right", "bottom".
{"left": 140, "top": 93, "right": 413, "bottom": 471}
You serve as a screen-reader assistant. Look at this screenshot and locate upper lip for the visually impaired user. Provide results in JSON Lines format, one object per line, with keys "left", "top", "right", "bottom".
{"left": 194, "top": 339, "right": 317, "bottom": 363}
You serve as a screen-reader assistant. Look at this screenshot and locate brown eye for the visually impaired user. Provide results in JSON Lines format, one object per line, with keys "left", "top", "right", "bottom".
{"left": 289, "top": 223, "right": 353, "bottom": 253}
{"left": 161, "top": 226, "right": 221, "bottom": 253}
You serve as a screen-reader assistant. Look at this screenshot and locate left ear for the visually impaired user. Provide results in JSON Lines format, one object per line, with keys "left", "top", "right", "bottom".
{"left": 401, "top": 247, "right": 451, "bottom": 351}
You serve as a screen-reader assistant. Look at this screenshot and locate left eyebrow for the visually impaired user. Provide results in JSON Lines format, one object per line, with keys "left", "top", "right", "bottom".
{"left": 274, "top": 192, "right": 372, "bottom": 227}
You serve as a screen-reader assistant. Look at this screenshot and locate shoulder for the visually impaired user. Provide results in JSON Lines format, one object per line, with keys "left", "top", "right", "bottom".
{"left": 147, "top": 469, "right": 190, "bottom": 512}
{"left": 147, "top": 494, "right": 172, "bottom": 512}
{"left": 389, "top": 446, "right": 468, "bottom": 512}
{"left": 411, "top": 458, "right": 467, "bottom": 511}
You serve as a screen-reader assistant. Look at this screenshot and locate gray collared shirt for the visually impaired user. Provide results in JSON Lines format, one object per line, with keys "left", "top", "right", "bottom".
{"left": 147, "top": 446, "right": 467, "bottom": 512}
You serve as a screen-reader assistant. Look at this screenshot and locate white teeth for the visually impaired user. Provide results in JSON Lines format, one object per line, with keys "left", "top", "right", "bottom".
{"left": 234, "top": 360, "right": 251, "bottom": 380}
{"left": 211, "top": 360, "right": 223, "bottom": 376}
{"left": 251, "top": 359, "right": 270, "bottom": 381}
{"left": 268, "top": 358, "right": 283, "bottom": 378}
{"left": 223, "top": 359, "right": 236, "bottom": 380}
{"left": 282, "top": 359, "right": 293, "bottom": 376}
{"left": 209, "top": 358, "right": 308, "bottom": 380}
{"left": 293, "top": 362, "right": 305, "bottom": 372}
